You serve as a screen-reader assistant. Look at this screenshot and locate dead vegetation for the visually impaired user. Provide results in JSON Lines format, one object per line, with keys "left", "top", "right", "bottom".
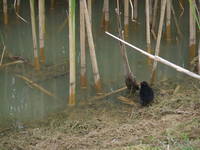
{"left": 0, "top": 79, "right": 200, "bottom": 150}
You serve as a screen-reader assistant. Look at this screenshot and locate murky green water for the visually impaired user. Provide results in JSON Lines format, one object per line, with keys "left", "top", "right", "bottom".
{"left": 0, "top": 1, "right": 192, "bottom": 127}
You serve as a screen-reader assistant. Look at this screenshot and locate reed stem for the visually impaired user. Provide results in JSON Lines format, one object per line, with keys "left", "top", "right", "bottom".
{"left": 68, "top": 0, "right": 76, "bottom": 105}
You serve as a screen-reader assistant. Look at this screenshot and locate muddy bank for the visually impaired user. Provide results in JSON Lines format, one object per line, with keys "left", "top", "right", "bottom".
{"left": 0, "top": 79, "right": 200, "bottom": 150}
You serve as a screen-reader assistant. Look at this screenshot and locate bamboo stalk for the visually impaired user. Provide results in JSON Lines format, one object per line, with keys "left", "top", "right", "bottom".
{"left": 189, "top": 0, "right": 196, "bottom": 62}
{"left": 133, "top": 0, "right": 138, "bottom": 20}
{"left": 150, "top": 0, "right": 167, "bottom": 84}
{"left": 16, "top": 0, "right": 21, "bottom": 13}
{"left": 100, "top": 0, "right": 105, "bottom": 28}
{"left": 104, "top": 0, "right": 109, "bottom": 31}
{"left": 80, "top": 0, "right": 87, "bottom": 88}
{"left": 166, "top": 0, "right": 172, "bottom": 41}
{"left": 30, "top": 0, "right": 40, "bottom": 71}
{"left": 145, "top": 0, "right": 151, "bottom": 64}
{"left": 16, "top": 74, "right": 56, "bottom": 98}
{"left": 68, "top": 0, "right": 76, "bottom": 105}
{"left": 124, "top": 0, "right": 129, "bottom": 38}
{"left": 83, "top": 0, "right": 102, "bottom": 93}
{"left": 3, "top": 0, "right": 8, "bottom": 25}
{"left": 105, "top": 32, "right": 200, "bottom": 80}
{"left": 149, "top": 0, "right": 153, "bottom": 25}
{"left": 151, "top": 0, "right": 158, "bottom": 40}
{"left": 39, "top": 0, "right": 46, "bottom": 64}
{"left": 87, "top": 0, "right": 92, "bottom": 25}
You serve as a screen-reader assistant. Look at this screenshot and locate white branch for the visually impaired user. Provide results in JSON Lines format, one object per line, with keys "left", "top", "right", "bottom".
{"left": 105, "top": 31, "right": 200, "bottom": 80}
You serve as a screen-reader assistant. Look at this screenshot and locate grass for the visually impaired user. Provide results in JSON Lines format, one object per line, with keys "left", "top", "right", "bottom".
{"left": 0, "top": 78, "right": 200, "bottom": 150}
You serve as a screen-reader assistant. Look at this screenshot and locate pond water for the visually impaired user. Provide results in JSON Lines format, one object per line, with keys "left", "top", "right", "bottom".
{"left": 0, "top": 1, "right": 192, "bottom": 127}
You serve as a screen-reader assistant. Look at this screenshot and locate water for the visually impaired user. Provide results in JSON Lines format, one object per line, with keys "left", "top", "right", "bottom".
{"left": 0, "top": 1, "right": 192, "bottom": 127}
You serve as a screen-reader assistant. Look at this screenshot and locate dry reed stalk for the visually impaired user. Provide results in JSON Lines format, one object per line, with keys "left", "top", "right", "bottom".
{"left": 124, "top": 0, "right": 129, "bottom": 38}
{"left": 166, "top": 0, "right": 172, "bottom": 41}
{"left": 100, "top": 0, "right": 105, "bottom": 28}
{"left": 16, "top": 0, "right": 20, "bottom": 13}
{"left": 133, "top": 0, "right": 138, "bottom": 20}
{"left": 3, "top": 0, "right": 8, "bottom": 24}
{"left": 145, "top": 0, "right": 152, "bottom": 64}
{"left": 151, "top": 0, "right": 158, "bottom": 40}
{"left": 104, "top": 0, "right": 109, "bottom": 31}
{"left": 39, "top": 0, "right": 46, "bottom": 64}
{"left": 89, "top": 87, "right": 127, "bottom": 101}
{"left": 83, "top": 0, "right": 102, "bottom": 93}
{"left": 149, "top": 0, "right": 153, "bottom": 25}
{"left": 68, "top": 0, "right": 76, "bottom": 105}
{"left": 80, "top": 0, "right": 87, "bottom": 88}
{"left": 30, "top": 0, "right": 40, "bottom": 71}
{"left": 87, "top": 0, "right": 92, "bottom": 25}
{"left": 16, "top": 74, "right": 56, "bottom": 97}
{"left": 189, "top": 0, "right": 196, "bottom": 62}
{"left": 105, "top": 31, "right": 200, "bottom": 80}
{"left": 150, "top": 0, "right": 167, "bottom": 84}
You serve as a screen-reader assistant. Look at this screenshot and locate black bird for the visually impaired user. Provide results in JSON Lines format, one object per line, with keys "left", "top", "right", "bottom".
{"left": 139, "top": 81, "right": 154, "bottom": 106}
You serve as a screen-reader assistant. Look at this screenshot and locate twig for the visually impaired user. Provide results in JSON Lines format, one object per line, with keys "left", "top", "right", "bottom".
{"left": 89, "top": 87, "right": 127, "bottom": 101}
{"left": 0, "top": 46, "right": 6, "bottom": 66}
{"left": 0, "top": 60, "right": 23, "bottom": 68}
{"left": 117, "top": 96, "right": 137, "bottom": 106}
{"left": 16, "top": 74, "right": 56, "bottom": 98}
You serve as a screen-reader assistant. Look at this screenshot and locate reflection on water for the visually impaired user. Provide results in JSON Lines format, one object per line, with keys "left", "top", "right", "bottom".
{"left": 0, "top": 1, "right": 190, "bottom": 127}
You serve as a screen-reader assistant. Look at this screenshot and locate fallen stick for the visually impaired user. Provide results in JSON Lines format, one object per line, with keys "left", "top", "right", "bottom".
{"left": 0, "top": 60, "right": 24, "bottom": 68}
{"left": 16, "top": 74, "right": 56, "bottom": 98}
{"left": 117, "top": 96, "right": 137, "bottom": 106}
{"left": 89, "top": 86, "right": 127, "bottom": 101}
{"left": 0, "top": 46, "right": 6, "bottom": 66}
{"left": 105, "top": 32, "right": 200, "bottom": 80}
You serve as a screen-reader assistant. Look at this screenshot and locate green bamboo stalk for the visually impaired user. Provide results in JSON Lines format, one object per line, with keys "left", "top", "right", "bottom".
{"left": 30, "top": 0, "right": 40, "bottom": 70}
{"left": 68, "top": 0, "right": 76, "bottom": 105}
